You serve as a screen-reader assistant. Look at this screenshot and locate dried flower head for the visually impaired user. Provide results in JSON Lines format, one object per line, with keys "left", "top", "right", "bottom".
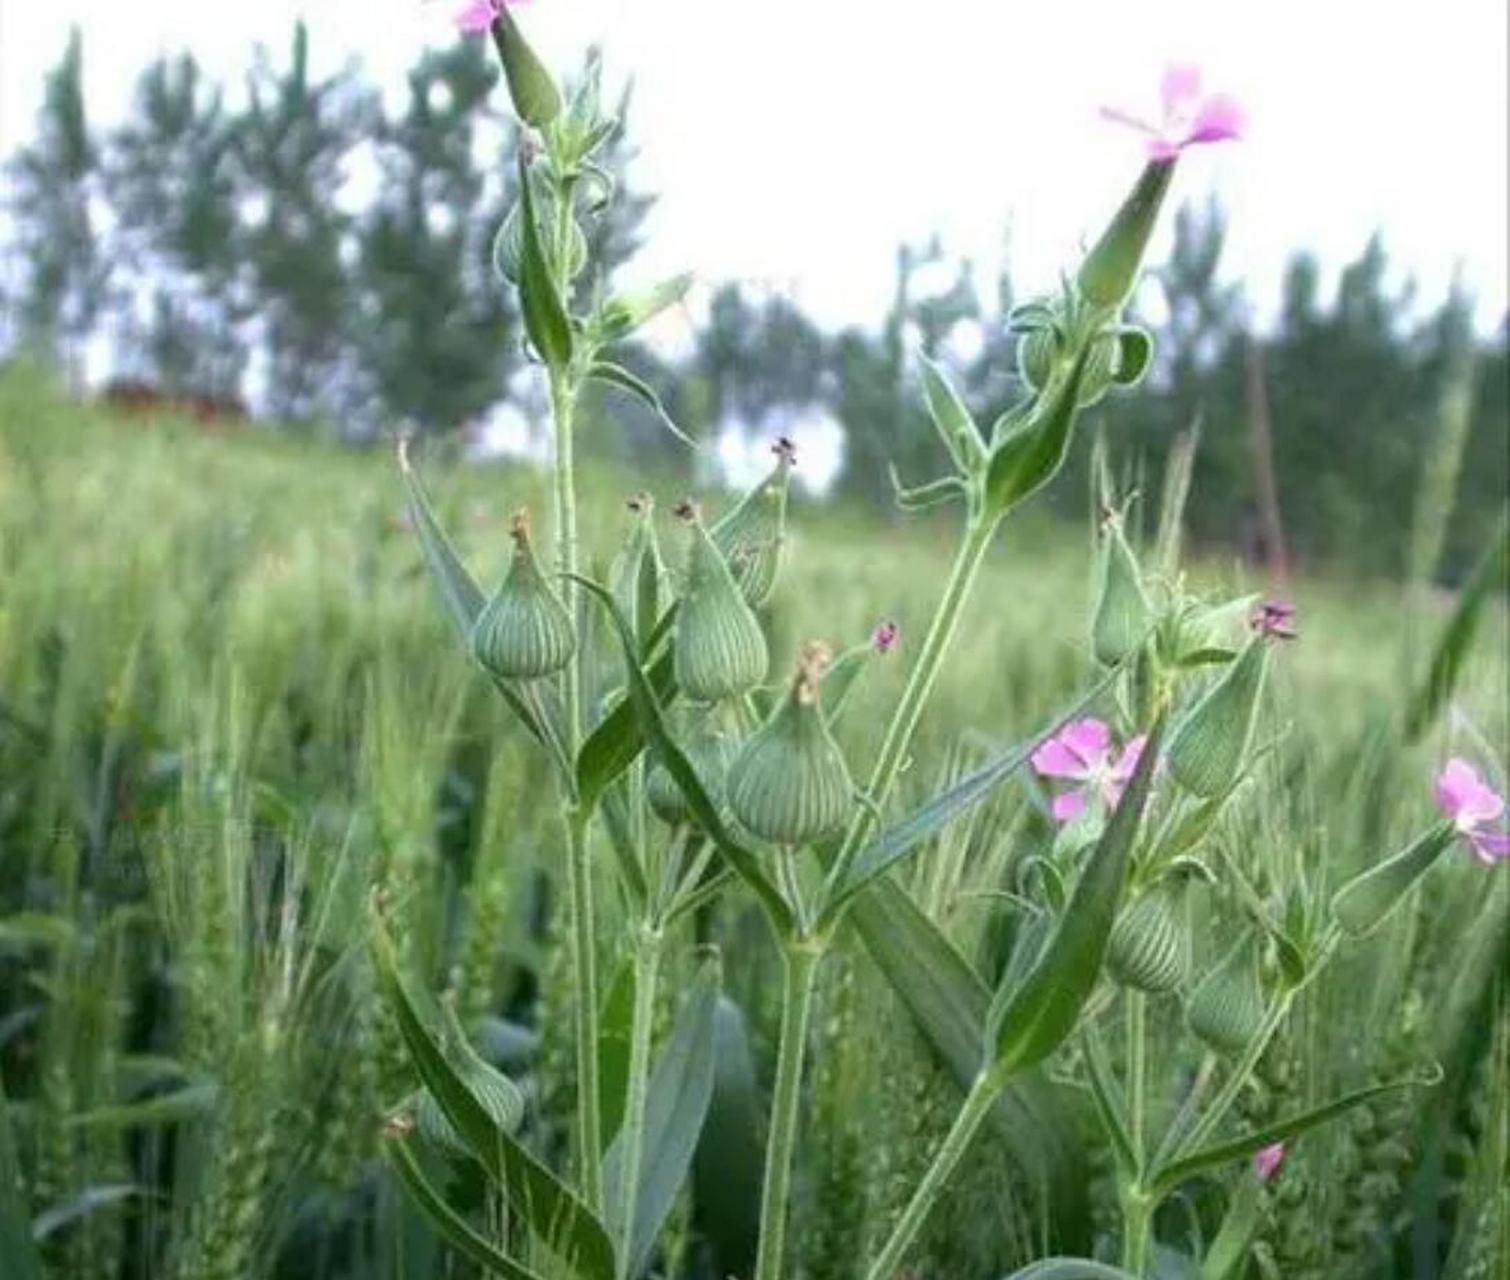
{"left": 1250, "top": 599, "right": 1298, "bottom": 640}
{"left": 871, "top": 619, "right": 899, "bottom": 654}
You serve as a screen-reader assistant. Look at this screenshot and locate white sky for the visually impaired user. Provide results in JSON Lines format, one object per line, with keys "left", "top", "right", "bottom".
{"left": 1, "top": 0, "right": 1507, "bottom": 337}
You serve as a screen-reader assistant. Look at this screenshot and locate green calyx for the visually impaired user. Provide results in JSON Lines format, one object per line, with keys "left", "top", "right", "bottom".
{"left": 1332, "top": 822, "right": 1457, "bottom": 938}
{"left": 648, "top": 714, "right": 734, "bottom": 827}
{"left": 488, "top": 6, "right": 561, "bottom": 128}
{"left": 1167, "top": 635, "right": 1270, "bottom": 797}
{"left": 710, "top": 439, "right": 794, "bottom": 608}
{"left": 470, "top": 509, "right": 576, "bottom": 681}
{"left": 1077, "top": 158, "right": 1177, "bottom": 310}
{"left": 493, "top": 167, "right": 588, "bottom": 287}
{"left": 1091, "top": 511, "right": 1152, "bottom": 667}
{"left": 1107, "top": 874, "right": 1193, "bottom": 994}
{"left": 1186, "top": 929, "right": 1266, "bottom": 1055}
{"left": 672, "top": 501, "right": 769, "bottom": 703}
{"left": 727, "top": 642, "right": 854, "bottom": 846}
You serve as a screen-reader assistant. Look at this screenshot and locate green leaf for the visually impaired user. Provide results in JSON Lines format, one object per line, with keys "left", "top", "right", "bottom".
{"left": 31, "top": 1185, "right": 139, "bottom": 1242}
{"left": 1331, "top": 823, "right": 1456, "bottom": 938}
{"left": 692, "top": 997, "right": 763, "bottom": 1280}
{"left": 385, "top": 1133, "right": 550, "bottom": 1280}
{"left": 589, "top": 362, "right": 697, "bottom": 449}
{"left": 67, "top": 1081, "right": 219, "bottom": 1129}
{"left": 515, "top": 155, "right": 573, "bottom": 370}
{"left": 0, "top": 1075, "right": 42, "bottom": 1280}
{"left": 372, "top": 913, "right": 616, "bottom": 1280}
{"left": 604, "top": 959, "right": 720, "bottom": 1277}
{"left": 989, "top": 714, "right": 1166, "bottom": 1073}
{"left": 1002, "top": 1260, "right": 1141, "bottom": 1279}
{"left": 489, "top": 7, "right": 562, "bottom": 128}
{"left": 568, "top": 575, "right": 794, "bottom": 934}
{"left": 597, "top": 273, "right": 694, "bottom": 342}
{"left": 1082, "top": 1025, "right": 1137, "bottom": 1178}
{"left": 1405, "top": 515, "right": 1509, "bottom": 742}
{"left": 822, "top": 670, "right": 1119, "bottom": 923}
{"left": 598, "top": 959, "right": 636, "bottom": 1148}
{"left": 397, "top": 438, "right": 485, "bottom": 646}
{"left": 889, "top": 466, "right": 968, "bottom": 512}
{"left": 576, "top": 641, "right": 677, "bottom": 817}
{"left": 1149, "top": 1067, "right": 1441, "bottom": 1197}
{"left": 1111, "top": 327, "right": 1154, "bottom": 386}
{"left": 1200, "top": 1174, "right": 1263, "bottom": 1280}
{"left": 984, "top": 343, "right": 1094, "bottom": 516}
{"left": 919, "top": 354, "right": 984, "bottom": 470}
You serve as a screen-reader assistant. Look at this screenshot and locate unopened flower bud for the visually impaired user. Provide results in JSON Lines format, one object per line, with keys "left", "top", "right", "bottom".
{"left": 710, "top": 437, "right": 795, "bottom": 608}
{"left": 1166, "top": 635, "right": 1270, "bottom": 796}
{"left": 1091, "top": 513, "right": 1152, "bottom": 666}
{"left": 727, "top": 642, "right": 854, "bottom": 845}
{"left": 471, "top": 510, "right": 576, "bottom": 680}
{"left": 673, "top": 501, "right": 768, "bottom": 702}
{"left": 489, "top": 5, "right": 562, "bottom": 128}
{"left": 1186, "top": 930, "right": 1266, "bottom": 1055}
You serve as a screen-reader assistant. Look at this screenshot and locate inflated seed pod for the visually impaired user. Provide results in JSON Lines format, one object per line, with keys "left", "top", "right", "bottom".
{"left": 492, "top": 173, "right": 587, "bottom": 286}
{"left": 647, "top": 718, "right": 735, "bottom": 827}
{"left": 609, "top": 492, "right": 666, "bottom": 645}
{"left": 710, "top": 437, "right": 795, "bottom": 608}
{"left": 1166, "top": 636, "right": 1270, "bottom": 797}
{"left": 1186, "top": 930, "right": 1266, "bottom": 1055}
{"left": 471, "top": 509, "right": 576, "bottom": 681}
{"left": 726, "top": 642, "right": 853, "bottom": 845}
{"left": 413, "top": 1055, "right": 525, "bottom": 1157}
{"left": 672, "top": 501, "right": 768, "bottom": 703}
{"left": 1091, "top": 513, "right": 1152, "bottom": 667}
{"left": 1106, "top": 864, "right": 1205, "bottom": 993}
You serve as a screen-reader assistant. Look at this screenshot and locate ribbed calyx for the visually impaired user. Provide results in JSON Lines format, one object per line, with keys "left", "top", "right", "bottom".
{"left": 1167, "top": 637, "right": 1269, "bottom": 797}
{"left": 470, "top": 509, "right": 577, "bottom": 681}
{"left": 1106, "top": 870, "right": 1196, "bottom": 993}
{"left": 710, "top": 437, "right": 795, "bottom": 608}
{"left": 647, "top": 714, "right": 734, "bottom": 827}
{"left": 726, "top": 642, "right": 853, "bottom": 846}
{"left": 1186, "top": 930, "right": 1266, "bottom": 1055}
{"left": 1091, "top": 512, "right": 1152, "bottom": 667}
{"left": 672, "top": 501, "right": 769, "bottom": 703}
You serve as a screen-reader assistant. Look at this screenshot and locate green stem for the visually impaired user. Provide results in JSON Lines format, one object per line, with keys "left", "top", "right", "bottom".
{"left": 864, "top": 1069, "right": 1003, "bottom": 1280}
{"left": 1119, "top": 1186, "right": 1154, "bottom": 1275}
{"left": 614, "top": 929, "right": 662, "bottom": 1277}
{"left": 1168, "top": 996, "right": 1291, "bottom": 1164}
{"left": 752, "top": 945, "right": 821, "bottom": 1280}
{"left": 822, "top": 513, "right": 998, "bottom": 901}
{"left": 1127, "top": 989, "right": 1147, "bottom": 1167}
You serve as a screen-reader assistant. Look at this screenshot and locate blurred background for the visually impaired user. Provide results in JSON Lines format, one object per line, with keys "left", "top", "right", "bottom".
{"left": 1, "top": 0, "right": 1506, "bottom": 576}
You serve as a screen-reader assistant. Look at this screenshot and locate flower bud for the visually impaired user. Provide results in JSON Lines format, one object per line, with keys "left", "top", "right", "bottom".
{"left": 727, "top": 643, "right": 853, "bottom": 845}
{"left": 489, "top": 6, "right": 562, "bottom": 128}
{"left": 471, "top": 510, "right": 576, "bottom": 681}
{"left": 1107, "top": 873, "right": 1193, "bottom": 994}
{"left": 1091, "top": 513, "right": 1152, "bottom": 667}
{"left": 1077, "top": 159, "right": 1176, "bottom": 310}
{"left": 672, "top": 501, "right": 768, "bottom": 702}
{"left": 710, "top": 438, "right": 795, "bottom": 608}
{"left": 1166, "top": 636, "right": 1269, "bottom": 797}
{"left": 610, "top": 493, "right": 666, "bottom": 646}
{"left": 647, "top": 716, "right": 734, "bottom": 827}
{"left": 1186, "top": 931, "right": 1266, "bottom": 1055}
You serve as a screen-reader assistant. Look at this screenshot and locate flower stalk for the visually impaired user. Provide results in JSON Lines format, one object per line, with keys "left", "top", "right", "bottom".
{"left": 614, "top": 927, "right": 663, "bottom": 1277}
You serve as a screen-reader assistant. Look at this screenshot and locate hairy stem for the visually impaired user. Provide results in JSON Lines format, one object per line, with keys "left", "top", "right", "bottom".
{"left": 615, "top": 928, "right": 662, "bottom": 1276}
{"left": 1127, "top": 988, "right": 1148, "bottom": 1167}
{"left": 1119, "top": 1186, "right": 1154, "bottom": 1275}
{"left": 753, "top": 944, "right": 821, "bottom": 1280}
{"left": 864, "top": 1068, "right": 1002, "bottom": 1280}
{"left": 1169, "top": 996, "right": 1290, "bottom": 1164}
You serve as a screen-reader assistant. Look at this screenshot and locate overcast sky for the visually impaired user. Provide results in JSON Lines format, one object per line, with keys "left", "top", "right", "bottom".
{"left": 1, "top": 0, "right": 1507, "bottom": 337}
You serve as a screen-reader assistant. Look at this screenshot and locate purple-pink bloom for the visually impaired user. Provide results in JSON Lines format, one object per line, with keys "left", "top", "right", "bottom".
{"left": 1251, "top": 600, "right": 1298, "bottom": 641}
{"left": 1434, "top": 758, "right": 1510, "bottom": 864}
{"left": 455, "top": 0, "right": 502, "bottom": 34}
{"left": 1031, "top": 718, "right": 1148, "bottom": 824}
{"left": 871, "top": 619, "right": 899, "bottom": 655}
{"left": 1253, "top": 1142, "right": 1286, "bottom": 1182}
{"left": 1101, "top": 64, "right": 1245, "bottom": 160}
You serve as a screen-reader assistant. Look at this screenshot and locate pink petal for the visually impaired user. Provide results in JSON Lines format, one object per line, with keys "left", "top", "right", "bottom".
{"left": 1160, "top": 64, "right": 1204, "bottom": 121}
{"left": 1051, "top": 790, "right": 1088, "bottom": 824}
{"left": 455, "top": 0, "right": 498, "bottom": 34}
{"left": 1183, "top": 94, "right": 1246, "bottom": 147}
{"left": 1469, "top": 830, "right": 1510, "bottom": 864}
{"left": 1033, "top": 718, "right": 1111, "bottom": 780}
{"left": 1110, "top": 734, "right": 1149, "bottom": 784}
{"left": 1252, "top": 1142, "right": 1286, "bottom": 1181}
{"left": 1435, "top": 758, "right": 1505, "bottom": 828}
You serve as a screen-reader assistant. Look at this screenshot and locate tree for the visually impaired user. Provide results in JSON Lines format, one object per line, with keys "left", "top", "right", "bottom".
{"left": 4, "top": 31, "right": 110, "bottom": 381}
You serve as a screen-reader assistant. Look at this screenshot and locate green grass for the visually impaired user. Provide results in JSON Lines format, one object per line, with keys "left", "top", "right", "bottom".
{"left": 0, "top": 362, "right": 1505, "bottom": 1279}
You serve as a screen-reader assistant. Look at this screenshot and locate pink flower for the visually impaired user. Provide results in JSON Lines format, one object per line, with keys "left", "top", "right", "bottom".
{"left": 1251, "top": 600, "right": 1298, "bottom": 641}
{"left": 1031, "top": 718, "right": 1148, "bottom": 824}
{"left": 871, "top": 619, "right": 899, "bottom": 655}
{"left": 1101, "top": 65, "right": 1245, "bottom": 161}
{"left": 1253, "top": 1142, "right": 1286, "bottom": 1182}
{"left": 1434, "top": 758, "right": 1510, "bottom": 864}
{"left": 454, "top": 0, "right": 502, "bottom": 34}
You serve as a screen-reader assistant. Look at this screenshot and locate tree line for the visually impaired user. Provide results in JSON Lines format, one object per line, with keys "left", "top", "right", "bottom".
{"left": 2, "top": 26, "right": 1504, "bottom": 578}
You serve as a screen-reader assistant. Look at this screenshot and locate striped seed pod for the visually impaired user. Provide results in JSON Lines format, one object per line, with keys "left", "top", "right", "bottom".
{"left": 1166, "top": 636, "right": 1270, "bottom": 797}
{"left": 471, "top": 509, "right": 576, "bottom": 681}
{"left": 1091, "top": 512, "right": 1152, "bottom": 667}
{"left": 1186, "top": 930, "right": 1266, "bottom": 1055}
{"left": 727, "top": 642, "right": 853, "bottom": 845}
{"left": 1106, "top": 862, "right": 1206, "bottom": 993}
{"left": 647, "top": 716, "right": 735, "bottom": 827}
{"left": 672, "top": 501, "right": 768, "bottom": 703}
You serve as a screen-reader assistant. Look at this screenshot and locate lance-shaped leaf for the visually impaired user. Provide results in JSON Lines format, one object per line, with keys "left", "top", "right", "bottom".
{"left": 385, "top": 1133, "right": 549, "bottom": 1280}
{"left": 516, "top": 155, "right": 573, "bottom": 370}
{"left": 1082, "top": 1024, "right": 1137, "bottom": 1179}
{"left": 589, "top": 362, "right": 697, "bottom": 449}
{"left": 604, "top": 959, "right": 720, "bottom": 1277}
{"left": 984, "top": 343, "right": 1094, "bottom": 517}
{"left": 0, "top": 1077, "right": 41, "bottom": 1280}
{"left": 372, "top": 913, "right": 616, "bottom": 1280}
{"left": 821, "top": 669, "right": 1118, "bottom": 925}
{"left": 919, "top": 354, "right": 985, "bottom": 470}
{"left": 569, "top": 576, "right": 794, "bottom": 934}
{"left": 889, "top": 465, "right": 968, "bottom": 512}
{"left": 598, "top": 959, "right": 636, "bottom": 1147}
{"left": 597, "top": 273, "right": 694, "bottom": 342}
{"left": 1331, "top": 823, "right": 1456, "bottom": 938}
{"left": 1002, "top": 1260, "right": 1141, "bottom": 1279}
{"left": 1200, "top": 1175, "right": 1263, "bottom": 1280}
{"left": 692, "top": 997, "right": 763, "bottom": 1280}
{"left": 1405, "top": 516, "right": 1509, "bottom": 742}
{"left": 989, "top": 714, "right": 1166, "bottom": 1073}
{"left": 1149, "top": 1066, "right": 1442, "bottom": 1197}
{"left": 576, "top": 641, "right": 678, "bottom": 817}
